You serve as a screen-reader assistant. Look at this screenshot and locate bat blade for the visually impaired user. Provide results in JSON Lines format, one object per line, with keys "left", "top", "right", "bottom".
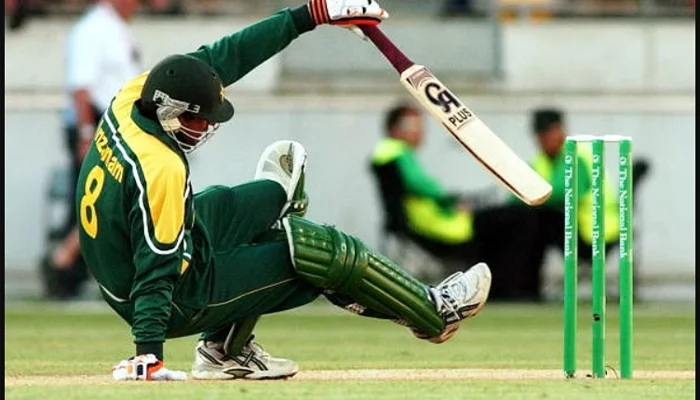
{"left": 358, "top": 25, "right": 551, "bottom": 206}
{"left": 400, "top": 65, "right": 552, "bottom": 206}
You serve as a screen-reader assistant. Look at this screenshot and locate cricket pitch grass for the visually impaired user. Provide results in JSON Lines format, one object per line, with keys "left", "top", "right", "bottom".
{"left": 5, "top": 300, "right": 695, "bottom": 400}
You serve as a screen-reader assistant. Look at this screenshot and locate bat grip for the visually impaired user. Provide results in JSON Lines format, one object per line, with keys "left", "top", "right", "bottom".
{"left": 359, "top": 25, "right": 414, "bottom": 74}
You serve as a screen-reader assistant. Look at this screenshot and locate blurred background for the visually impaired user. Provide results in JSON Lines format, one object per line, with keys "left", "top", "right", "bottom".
{"left": 4, "top": 0, "right": 695, "bottom": 302}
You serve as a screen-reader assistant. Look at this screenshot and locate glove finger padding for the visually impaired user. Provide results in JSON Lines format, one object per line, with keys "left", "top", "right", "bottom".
{"left": 309, "top": 0, "right": 389, "bottom": 26}
{"left": 149, "top": 366, "right": 188, "bottom": 381}
{"left": 112, "top": 354, "right": 187, "bottom": 381}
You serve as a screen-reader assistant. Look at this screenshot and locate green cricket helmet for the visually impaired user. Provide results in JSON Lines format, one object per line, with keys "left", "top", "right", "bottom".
{"left": 140, "top": 54, "right": 234, "bottom": 153}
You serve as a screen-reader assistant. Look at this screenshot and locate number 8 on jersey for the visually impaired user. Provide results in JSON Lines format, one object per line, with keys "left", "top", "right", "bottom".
{"left": 80, "top": 165, "right": 106, "bottom": 239}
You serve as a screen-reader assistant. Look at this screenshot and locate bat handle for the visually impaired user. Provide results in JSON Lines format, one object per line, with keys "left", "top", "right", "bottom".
{"left": 359, "top": 25, "right": 414, "bottom": 74}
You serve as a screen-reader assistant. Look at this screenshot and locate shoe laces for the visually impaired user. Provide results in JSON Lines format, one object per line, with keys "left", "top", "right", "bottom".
{"left": 431, "top": 289, "right": 459, "bottom": 322}
{"left": 431, "top": 272, "right": 472, "bottom": 321}
{"left": 442, "top": 277, "right": 470, "bottom": 304}
{"left": 205, "top": 338, "right": 272, "bottom": 364}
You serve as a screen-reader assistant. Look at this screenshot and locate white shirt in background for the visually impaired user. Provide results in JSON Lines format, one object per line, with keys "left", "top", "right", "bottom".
{"left": 65, "top": 2, "right": 142, "bottom": 125}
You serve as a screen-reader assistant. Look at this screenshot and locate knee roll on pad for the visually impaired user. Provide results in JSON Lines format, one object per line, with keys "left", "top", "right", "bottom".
{"left": 282, "top": 216, "right": 444, "bottom": 337}
{"left": 254, "top": 140, "right": 309, "bottom": 218}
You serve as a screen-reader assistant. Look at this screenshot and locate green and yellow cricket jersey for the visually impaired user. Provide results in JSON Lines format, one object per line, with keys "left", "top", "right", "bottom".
{"left": 510, "top": 147, "right": 619, "bottom": 244}
{"left": 527, "top": 149, "right": 592, "bottom": 209}
{"left": 76, "top": 6, "right": 315, "bottom": 359}
{"left": 371, "top": 138, "right": 473, "bottom": 244}
{"left": 528, "top": 147, "right": 619, "bottom": 244}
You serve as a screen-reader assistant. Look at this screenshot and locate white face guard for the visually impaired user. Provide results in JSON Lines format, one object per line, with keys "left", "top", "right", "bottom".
{"left": 153, "top": 90, "right": 220, "bottom": 154}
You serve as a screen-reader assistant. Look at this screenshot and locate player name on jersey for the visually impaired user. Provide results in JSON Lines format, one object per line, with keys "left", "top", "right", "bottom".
{"left": 94, "top": 127, "right": 125, "bottom": 183}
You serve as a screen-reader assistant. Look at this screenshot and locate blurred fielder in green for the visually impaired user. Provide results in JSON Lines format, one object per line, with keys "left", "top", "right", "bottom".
{"left": 76, "top": 0, "right": 493, "bottom": 382}
{"left": 370, "top": 103, "right": 543, "bottom": 301}
{"left": 506, "top": 108, "right": 620, "bottom": 300}
{"left": 520, "top": 108, "right": 649, "bottom": 301}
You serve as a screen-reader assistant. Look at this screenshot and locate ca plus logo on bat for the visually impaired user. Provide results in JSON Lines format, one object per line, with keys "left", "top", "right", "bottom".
{"left": 424, "top": 82, "right": 474, "bottom": 128}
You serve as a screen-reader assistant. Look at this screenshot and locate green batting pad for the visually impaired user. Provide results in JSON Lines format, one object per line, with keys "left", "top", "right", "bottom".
{"left": 283, "top": 216, "right": 444, "bottom": 337}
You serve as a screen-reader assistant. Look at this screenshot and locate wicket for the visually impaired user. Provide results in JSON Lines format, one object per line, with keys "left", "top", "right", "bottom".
{"left": 563, "top": 135, "right": 634, "bottom": 380}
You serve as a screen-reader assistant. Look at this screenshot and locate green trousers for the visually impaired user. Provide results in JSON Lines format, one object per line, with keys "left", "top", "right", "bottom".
{"left": 166, "top": 180, "right": 322, "bottom": 341}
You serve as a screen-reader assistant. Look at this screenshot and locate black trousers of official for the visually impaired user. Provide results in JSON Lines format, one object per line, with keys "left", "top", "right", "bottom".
{"left": 42, "top": 123, "right": 91, "bottom": 300}
{"left": 478, "top": 206, "right": 620, "bottom": 302}
{"left": 406, "top": 204, "right": 545, "bottom": 302}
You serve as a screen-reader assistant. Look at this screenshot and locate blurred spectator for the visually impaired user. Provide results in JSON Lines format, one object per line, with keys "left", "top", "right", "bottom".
{"left": 440, "top": 0, "right": 483, "bottom": 17}
{"left": 182, "top": 0, "right": 223, "bottom": 15}
{"left": 519, "top": 108, "right": 620, "bottom": 250}
{"left": 493, "top": 108, "right": 653, "bottom": 301}
{"left": 7, "top": 0, "right": 691, "bottom": 23}
{"left": 45, "top": 0, "right": 142, "bottom": 300}
{"left": 5, "top": 0, "right": 41, "bottom": 31}
{"left": 5, "top": 0, "right": 182, "bottom": 30}
{"left": 5, "top": 0, "right": 23, "bottom": 30}
{"left": 144, "top": 0, "right": 184, "bottom": 15}
{"left": 369, "top": 103, "right": 546, "bottom": 302}
{"left": 507, "top": 108, "right": 623, "bottom": 297}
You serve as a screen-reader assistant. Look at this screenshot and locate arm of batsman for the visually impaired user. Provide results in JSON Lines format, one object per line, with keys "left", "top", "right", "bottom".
{"left": 307, "top": 0, "right": 389, "bottom": 39}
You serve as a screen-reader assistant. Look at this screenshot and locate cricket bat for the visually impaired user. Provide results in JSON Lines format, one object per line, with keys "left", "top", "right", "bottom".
{"left": 359, "top": 25, "right": 552, "bottom": 206}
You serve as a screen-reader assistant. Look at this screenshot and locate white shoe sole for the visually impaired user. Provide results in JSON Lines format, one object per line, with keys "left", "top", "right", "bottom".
{"left": 245, "top": 368, "right": 299, "bottom": 380}
{"left": 191, "top": 366, "right": 299, "bottom": 380}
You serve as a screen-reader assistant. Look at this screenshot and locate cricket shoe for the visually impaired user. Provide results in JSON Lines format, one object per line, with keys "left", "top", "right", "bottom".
{"left": 417, "top": 262, "right": 492, "bottom": 343}
{"left": 191, "top": 338, "right": 299, "bottom": 380}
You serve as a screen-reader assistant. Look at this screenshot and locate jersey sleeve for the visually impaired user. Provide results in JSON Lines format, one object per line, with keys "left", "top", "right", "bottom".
{"left": 127, "top": 162, "right": 187, "bottom": 359}
{"left": 186, "top": 7, "right": 311, "bottom": 87}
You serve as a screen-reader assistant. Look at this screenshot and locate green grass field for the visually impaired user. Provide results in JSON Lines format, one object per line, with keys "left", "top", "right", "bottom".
{"left": 5, "top": 300, "right": 696, "bottom": 400}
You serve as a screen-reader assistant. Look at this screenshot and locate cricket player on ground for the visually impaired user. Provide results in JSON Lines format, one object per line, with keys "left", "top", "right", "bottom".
{"left": 77, "top": 0, "right": 493, "bottom": 382}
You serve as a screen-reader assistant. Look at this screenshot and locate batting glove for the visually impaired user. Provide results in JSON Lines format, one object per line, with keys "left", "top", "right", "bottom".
{"left": 112, "top": 354, "right": 187, "bottom": 381}
{"left": 307, "top": 0, "right": 389, "bottom": 39}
